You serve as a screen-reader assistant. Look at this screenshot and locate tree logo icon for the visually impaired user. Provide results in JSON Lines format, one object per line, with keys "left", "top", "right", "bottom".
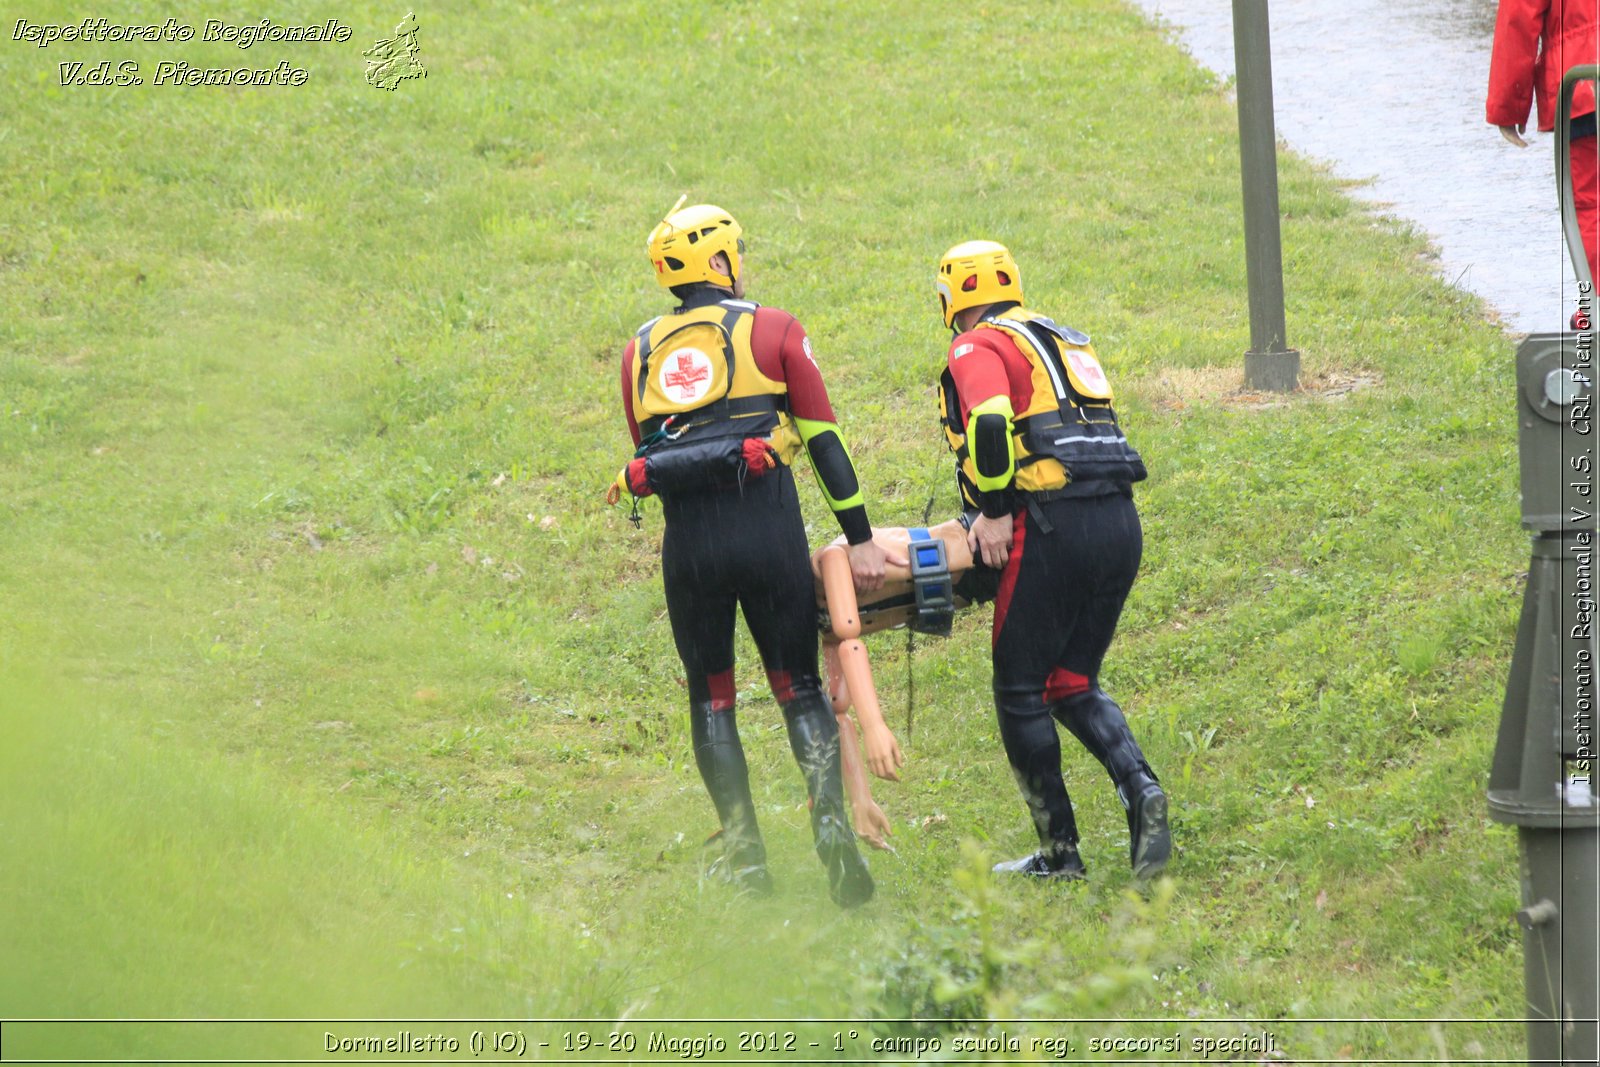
{"left": 364, "top": 12, "right": 426, "bottom": 91}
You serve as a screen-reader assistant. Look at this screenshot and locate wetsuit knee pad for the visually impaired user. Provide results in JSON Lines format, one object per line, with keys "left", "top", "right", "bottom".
{"left": 994, "top": 698, "right": 1061, "bottom": 758}
{"left": 1051, "top": 688, "right": 1119, "bottom": 737}
{"left": 993, "top": 697, "right": 1068, "bottom": 784}
{"left": 1044, "top": 667, "right": 1092, "bottom": 703}
{"left": 688, "top": 668, "right": 737, "bottom": 712}
{"left": 993, "top": 691, "right": 1054, "bottom": 723}
{"left": 766, "top": 668, "right": 799, "bottom": 704}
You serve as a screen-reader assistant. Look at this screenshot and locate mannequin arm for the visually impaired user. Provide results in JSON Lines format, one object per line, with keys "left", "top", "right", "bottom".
{"left": 816, "top": 547, "right": 903, "bottom": 780}
{"left": 835, "top": 703, "right": 893, "bottom": 850}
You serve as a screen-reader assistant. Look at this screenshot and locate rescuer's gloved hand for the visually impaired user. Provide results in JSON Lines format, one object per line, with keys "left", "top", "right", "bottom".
{"left": 846, "top": 537, "right": 908, "bottom": 594}
{"left": 968, "top": 511, "right": 1013, "bottom": 569}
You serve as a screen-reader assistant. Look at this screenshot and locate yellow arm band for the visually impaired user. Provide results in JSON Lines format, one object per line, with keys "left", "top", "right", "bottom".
{"left": 966, "top": 394, "right": 1016, "bottom": 494}
{"left": 793, "top": 416, "right": 866, "bottom": 512}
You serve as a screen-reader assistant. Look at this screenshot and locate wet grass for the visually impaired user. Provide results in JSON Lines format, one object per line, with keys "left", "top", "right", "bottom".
{"left": 0, "top": 0, "right": 1529, "bottom": 1060}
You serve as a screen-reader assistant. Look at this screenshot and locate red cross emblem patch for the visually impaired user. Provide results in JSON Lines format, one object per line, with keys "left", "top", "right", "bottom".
{"left": 661, "top": 348, "right": 713, "bottom": 401}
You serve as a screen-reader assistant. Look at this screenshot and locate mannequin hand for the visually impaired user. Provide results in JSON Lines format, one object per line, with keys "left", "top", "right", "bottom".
{"left": 846, "top": 537, "right": 907, "bottom": 593}
{"left": 1499, "top": 124, "right": 1528, "bottom": 148}
{"left": 968, "top": 511, "right": 1014, "bottom": 569}
{"left": 853, "top": 797, "right": 895, "bottom": 852}
{"left": 863, "top": 723, "right": 904, "bottom": 782}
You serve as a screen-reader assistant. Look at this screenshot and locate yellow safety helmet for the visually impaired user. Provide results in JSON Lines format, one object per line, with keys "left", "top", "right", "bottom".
{"left": 936, "top": 240, "right": 1022, "bottom": 328}
{"left": 647, "top": 198, "right": 744, "bottom": 290}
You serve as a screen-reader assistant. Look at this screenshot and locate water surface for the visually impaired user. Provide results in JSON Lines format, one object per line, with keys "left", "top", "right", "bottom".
{"left": 1135, "top": 0, "right": 1585, "bottom": 333}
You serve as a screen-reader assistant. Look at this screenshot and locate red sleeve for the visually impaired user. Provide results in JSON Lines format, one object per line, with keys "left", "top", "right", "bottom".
{"left": 1487, "top": 0, "right": 1547, "bottom": 127}
{"left": 947, "top": 329, "right": 1018, "bottom": 423}
{"left": 621, "top": 339, "right": 640, "bottom": 447}
{"left": 750, "top": 307, "right": 838, "bottom": 422}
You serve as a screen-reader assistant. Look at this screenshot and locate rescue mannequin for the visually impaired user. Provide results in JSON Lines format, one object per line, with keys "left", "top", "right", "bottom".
{"left": 811, "top": 517, "right": 994, "bottom": 850}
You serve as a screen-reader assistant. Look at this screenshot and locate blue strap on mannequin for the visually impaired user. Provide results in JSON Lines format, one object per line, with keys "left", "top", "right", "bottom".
{"left": 907, "top": 529, "right": 953, "bottom": 636}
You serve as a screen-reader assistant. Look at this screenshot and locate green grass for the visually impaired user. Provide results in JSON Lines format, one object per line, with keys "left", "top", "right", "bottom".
{"left": 1, "top": 0, "right": 1530, "bottom": 1060}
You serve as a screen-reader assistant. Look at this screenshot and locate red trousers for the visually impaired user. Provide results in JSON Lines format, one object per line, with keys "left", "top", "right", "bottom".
{"left": 1574, "top": 134, "right": 1599, "bottom": 285}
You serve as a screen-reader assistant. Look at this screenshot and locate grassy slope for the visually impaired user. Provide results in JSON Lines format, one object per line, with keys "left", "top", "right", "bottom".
{"left": 1, "top": 0, "right": 1528, "bottom": 1058}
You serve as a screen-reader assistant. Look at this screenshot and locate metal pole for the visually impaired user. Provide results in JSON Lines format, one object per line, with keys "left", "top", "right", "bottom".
{"left": 1558, "top": 66, "right": 1599, "bottom": 292}
{"left": 1232, "top": 0, "right": 1299, "bottom": 391}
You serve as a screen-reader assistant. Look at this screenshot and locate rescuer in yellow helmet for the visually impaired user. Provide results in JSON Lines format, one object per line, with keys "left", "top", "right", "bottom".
{"left": 934, "top": 239, "right": 1170, "bottom": 882}
{"left": 612, "top": 198, "right": 902, "bottom": 906}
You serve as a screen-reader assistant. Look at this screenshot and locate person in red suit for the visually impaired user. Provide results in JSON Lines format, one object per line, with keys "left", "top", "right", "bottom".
{"left": 1488, "top": 0, "right": 1599, "bottom": 294}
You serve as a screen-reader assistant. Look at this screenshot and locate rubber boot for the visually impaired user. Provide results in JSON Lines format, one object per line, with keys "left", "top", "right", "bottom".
{"left": 1052, "top": 688, "right": 1171, "bottom": 880}
{"left": 992, "top": 845, "right": 1088, "bottom": 880}
{"left": 690, "top": 700, "right": 772, "bottom": 895}
{"left": 782, "top": 689, "right": 873, "bottom": 908}
{"left": 994, "top": 698, "right": 1086, "bottom": 879}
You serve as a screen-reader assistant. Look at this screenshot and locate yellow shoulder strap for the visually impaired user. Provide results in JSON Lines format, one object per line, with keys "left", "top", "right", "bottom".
{"left": 636, "top": 307, "right": 738, "bottom": 416}
{"left": 983, "top": 312, "right": 1113, "bottom": 403}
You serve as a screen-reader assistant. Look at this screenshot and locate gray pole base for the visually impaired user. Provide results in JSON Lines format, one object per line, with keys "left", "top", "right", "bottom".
{"left": 1244, "top": 348, "right": 1300, "bottom": 392}
{"left": 1516, "top": 826, "right": 1599, "bottom": 1065}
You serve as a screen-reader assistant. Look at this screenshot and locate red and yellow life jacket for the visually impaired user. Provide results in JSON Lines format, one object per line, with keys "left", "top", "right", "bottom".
{"left": 938, "top": 306, "right": 1145, "bottom": 508}
{"left": 633, "top": 299, "right": 802, "bottom": 464}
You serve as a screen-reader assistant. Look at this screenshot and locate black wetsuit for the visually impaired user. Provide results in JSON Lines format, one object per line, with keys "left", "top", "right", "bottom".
{"left": 620, "top": 287, "right": 873, "bottom": 904}
{"left": 991, "top": 486, "right": 1157, "bottom": 854}
{"left": 944, "top": 310, "right": 1166, "bottom": 875}
{"left": 659, "top": 467, "right": 843, "bottom": 875}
